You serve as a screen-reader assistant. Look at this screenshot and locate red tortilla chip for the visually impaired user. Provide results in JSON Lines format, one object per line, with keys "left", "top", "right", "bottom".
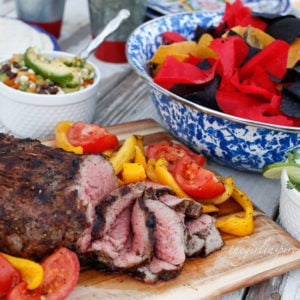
{"left": 215, "top": 0, "right": 267, "bottom": 35}
{"left": 210, "top": 35, "right": 249, "bottom": 80}
{"left": 154, "top": 56, "right": 217, "bottom": 89}
{"left": 239, "top": 40, "right": 289, "bottom": 80}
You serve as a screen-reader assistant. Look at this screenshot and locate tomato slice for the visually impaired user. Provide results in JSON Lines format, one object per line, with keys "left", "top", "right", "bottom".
{"left": 6, "top": 282, "right": 39, "bottom": 300}
{"left": 146, "top": 140, "right": 206, "bottom": 172}
{"left": 174, "top": 156, "right": 225, "bottom": 199}
{"left": 0, "top": 255, "right": 21, "bottom": 297}
{"left": 67, "top": 122, "right": 119, "bottom": 153}
{"left": 7, "top": 247, "right": 80, "bottom": 300}
{"left": 82, "top": 133, "right": 119, "bottom": 153}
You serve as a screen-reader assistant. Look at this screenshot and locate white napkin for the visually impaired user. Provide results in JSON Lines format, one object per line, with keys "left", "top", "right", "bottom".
{"left": 0, "top": 18, "right": 55, "bottom": 59}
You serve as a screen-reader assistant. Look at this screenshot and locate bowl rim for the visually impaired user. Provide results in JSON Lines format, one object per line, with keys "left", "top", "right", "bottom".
{"left": 0, "top": 50, "right": 101, "bottom": 106}
{"left": 126, "top": 11, "right": 300, "bottom": 135}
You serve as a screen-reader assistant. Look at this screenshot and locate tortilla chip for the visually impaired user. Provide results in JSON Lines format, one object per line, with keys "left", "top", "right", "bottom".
{"left": 149, "top": 34, "right": 217, "bottom": 77}
{"left": 288, "top": 37, "right": 300, "bottom": 68}
{"left": 227, "top": 26, "right": 274, "bottom": 49}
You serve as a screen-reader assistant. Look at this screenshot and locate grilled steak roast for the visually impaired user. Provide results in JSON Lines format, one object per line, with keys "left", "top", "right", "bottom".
{"left": 0, "top": 133, "right": 118, "bottom": 260}
{"left": 0, "top": 133, "right": 224, "bottom": 283}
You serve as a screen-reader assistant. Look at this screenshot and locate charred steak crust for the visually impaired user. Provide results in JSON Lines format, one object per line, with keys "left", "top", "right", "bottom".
{"left": 0, "top": 133, "right": 118, "bottom": 261}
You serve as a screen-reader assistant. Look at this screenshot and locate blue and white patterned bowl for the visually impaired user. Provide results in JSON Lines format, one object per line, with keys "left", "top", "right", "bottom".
{"left": 126, "top": 11, "right": 300, "bottom": 173}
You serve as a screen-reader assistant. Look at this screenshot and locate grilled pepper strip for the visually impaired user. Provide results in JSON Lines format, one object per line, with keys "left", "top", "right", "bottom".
{"left": 155, "top": 157, "right": 192, "bottom": 199}
{"left": 122, "top": 162, "right": 147, "bottom": 184}
{"left": 55, "top": 121, "right": 83, "bottom": 154}
{"left": 109, "top": 135, "right": 138, "bottom": 175}
{"left": 0, "top": 253, "right": 44, "bottom": 290}
{"left": 134, "top": 144, "right": 147, "bottom": 169}
{"left": 146, "top": 157, "right": 159, "bottom": 183}
{"left": 155, "top": 158, "right": 219, "bottom": 213}
{"left": 215, "top": 185, "right": 254, "bottom": 236}
{"left": 205, "top": 176, "right": 234, "bottom": 205}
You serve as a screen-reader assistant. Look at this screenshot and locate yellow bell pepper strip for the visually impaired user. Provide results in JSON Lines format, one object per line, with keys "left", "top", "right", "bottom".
{"left": 135, "top": 135, "right": 145, "bottom": 154}
{"left": 55, "top": 121, "right": 83, "bottom": 154}
{"left": 109, "top": 135, "right": 138, "bottom": 175}
{"left": 215, "top": 185, "right": 254, "bottom": 236}
{"left": 122, "top": 162, "right": 147, "bottom": 184}
{"left": 203, "top": 176, "right": 234, "bottom": 205}
{"left": 201, "top": 203, "right": 220, "bottom": 214}
{"left": 102, "top": 148, "right": 114, "bottom": 158}
{"left": 0, "top": 252, "right": 44, "bottom": 290}
{"left": 155, "top": 157, "right": 191, "bottom": 199}
{"left": 288, "top": 37, "right": 300, "bottom": 68}
{"left": 155, "top": 158, "right": 219, "bottom": 213}
{"left": 146, "top": 157, "right": 159, "bottom": 183}
{"left": 134, "top": 145, "right": 147, "bottom": 170}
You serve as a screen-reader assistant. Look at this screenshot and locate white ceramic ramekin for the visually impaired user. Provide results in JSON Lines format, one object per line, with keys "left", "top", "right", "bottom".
{"left": 0, "top": 51, "right": 101, "bottom": 138}
{"left": 279, "top": 168, "right": 300, "bottom": 241}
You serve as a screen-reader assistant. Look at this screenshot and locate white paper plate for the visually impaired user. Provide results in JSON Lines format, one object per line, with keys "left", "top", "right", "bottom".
{"left": 0, "top": 18, "right": 60, "bottom": 59}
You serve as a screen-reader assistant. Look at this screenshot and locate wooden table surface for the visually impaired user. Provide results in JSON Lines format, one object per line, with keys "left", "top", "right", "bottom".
{"left": 1, "top": 0, "right": 300, "bottom": 299}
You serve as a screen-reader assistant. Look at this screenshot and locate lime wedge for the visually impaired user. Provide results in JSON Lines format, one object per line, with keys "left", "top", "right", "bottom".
{"left": 262, "top": 162, "right": 300, "bottom": 183}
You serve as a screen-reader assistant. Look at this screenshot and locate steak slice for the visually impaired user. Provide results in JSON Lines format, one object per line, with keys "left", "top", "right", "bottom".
{"left": 133, "top": 199, "right": 186, "bottom": 283}
{"left": 134, "top": 258, "right": 181, "bottom": 283}
{"left": 185, "top": 214, "right": 224, "bottom": 257}
{"left": 144, "top": 181, "right": 202, "bottom": 218}
{"left": 0, "top": 133, "right": 118, "bottom": 261}
{"left": 90, "top": 183, "right": 156, "bottom": 271}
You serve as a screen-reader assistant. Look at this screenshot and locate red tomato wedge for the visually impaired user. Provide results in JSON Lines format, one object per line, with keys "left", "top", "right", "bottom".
{"left": 67, "top": 122, "right": 119, "bottom": 153}
{"left": 146, "top": 140, "right": 206, "bottom": 172}
{"left": 0, "top": 255, "right": 21, "bottom": 297}
{"left": 7, "top": 247, "right": 80, "bottom": 300}
{"left": 174, "top": 156, "right": 225, "bottom": 199}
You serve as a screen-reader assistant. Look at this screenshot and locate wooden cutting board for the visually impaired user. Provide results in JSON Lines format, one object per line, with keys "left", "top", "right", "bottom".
{"left": 45, "top": 119, "right": 300, "bottom": 300}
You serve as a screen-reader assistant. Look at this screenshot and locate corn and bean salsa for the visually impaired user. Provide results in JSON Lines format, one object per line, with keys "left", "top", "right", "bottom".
{"left": 0, "top": 52, "right": 95, "bottom": 94}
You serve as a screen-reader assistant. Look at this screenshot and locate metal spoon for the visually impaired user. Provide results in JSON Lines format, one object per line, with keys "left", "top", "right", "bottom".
{"left": 79, "top": 9, "right": 130, "bottom": 60}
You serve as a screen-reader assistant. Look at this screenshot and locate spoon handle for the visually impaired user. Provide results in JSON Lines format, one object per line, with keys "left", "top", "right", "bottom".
{"left": 80, "top": 9, "right": 130, "bottom": 60}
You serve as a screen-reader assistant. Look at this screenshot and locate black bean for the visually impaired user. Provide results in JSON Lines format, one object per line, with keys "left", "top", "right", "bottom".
{"left": 42, "top": 84, "right": 50, "bottom": 89}
{"left": 6, "top": 70, "right": 17, "bottom": 79}
{"left": 49, "top": 86, "right": 59, "bottom": 94}
{"left": 13, "top": 61, "right": 20, "bottom": 69}
{"left": 0, "top": 64, "right": 10, "bottom": 73}
{"left": 38, "top": 89, "right": 48, "bottom": 94}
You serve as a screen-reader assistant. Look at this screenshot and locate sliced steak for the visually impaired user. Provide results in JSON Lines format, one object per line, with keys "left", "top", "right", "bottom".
{"left": 133, "top": 199, "right": 186, "bottom": 283}
{"left": 144, "top": 181, "right": 202, "bottom": 218}
{"left": 90, "top": 183, "right": 156, "bottom": 271}
{"left": 0, "top": 134, "right": 118, "bottom": 261}
{"left": 185, "top": 214, "right": 224, "bottom": 257}
{"left": 91, "top": 183, "right": 145, "bottom": 240}
{"left": 134, "top": 258, "right": 181, "bottom": 283}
